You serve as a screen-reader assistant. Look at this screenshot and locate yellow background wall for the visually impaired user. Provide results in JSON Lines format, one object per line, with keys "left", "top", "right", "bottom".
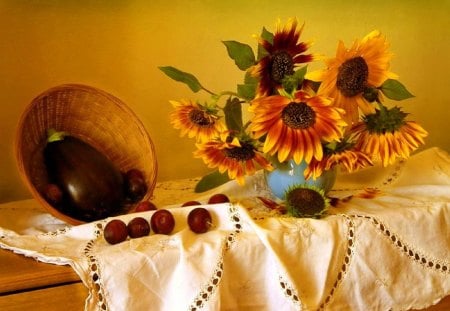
{"left": 0, "top": 0, "right": 449, "bottom": 203}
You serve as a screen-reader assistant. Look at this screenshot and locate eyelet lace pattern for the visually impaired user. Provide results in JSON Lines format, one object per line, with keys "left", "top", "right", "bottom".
{"left": 332, "top": 158, "right": 406, "bottom": 193}
{"left": 354, "top": 214, "right": 449, "bottom": 274}
{"left": 278, "top": 275, "right": 303, "bottom": 309}
{"left": 83, "top": 221, "right": 109, "bottom": 311}
{"left": 188, "top": 205, "right": 242, "bottom": 310}
{"left": 318, "top": 215, "right": 355, "bottom": 310}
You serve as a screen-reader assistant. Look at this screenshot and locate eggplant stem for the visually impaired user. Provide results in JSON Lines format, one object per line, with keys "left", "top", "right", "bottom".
{"left": 47, "top": 129, "right": 67, "bottom": 143}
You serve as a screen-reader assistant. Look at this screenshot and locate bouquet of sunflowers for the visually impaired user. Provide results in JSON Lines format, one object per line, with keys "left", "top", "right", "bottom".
{"left": 160, "top": 18, "right": 427, "bottom": 193}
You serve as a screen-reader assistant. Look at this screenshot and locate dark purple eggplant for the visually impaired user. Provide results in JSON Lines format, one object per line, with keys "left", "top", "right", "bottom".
{"left": 43, "top": 130, "right": 125, "bottom": 222}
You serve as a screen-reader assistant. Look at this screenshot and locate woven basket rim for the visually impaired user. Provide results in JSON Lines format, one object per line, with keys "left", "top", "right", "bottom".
{"left": 15, "top": 83, "right": 158, "bottom": 225}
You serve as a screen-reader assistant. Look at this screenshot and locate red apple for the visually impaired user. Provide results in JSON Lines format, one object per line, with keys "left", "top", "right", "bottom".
{"left": 135, "top": 201, "right": 157, "bottom": 212}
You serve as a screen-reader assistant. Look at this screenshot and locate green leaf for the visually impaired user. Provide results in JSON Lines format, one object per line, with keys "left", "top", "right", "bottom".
{"left": 380, "top": 79, "right": 415, "bottom": 100}
{"left": 237, "top": 83, "right": 256, "bottom": 101}
{"left": 261, "top": 27, "right": 274, "bottom": 44}
{"left": 194, "top": 170, "right": 230, "bottom": 193}
{"left": 237, "top": 71, "right": 258, "bottom": 100}
{"left": 244, "top": 71, "right": 259, "bottom": 84}
{"left": 257, "top": 27, "right": 273, "bottom": 61}
{"left": 159, "top": 66, "right": 203, "bottom": 93}
{"left": 222, "top": 41, "right": 256, "bottom": 70}
{"left": 294, "top": 65, "right": 308, "bottom": 82}
{"left": 223, "top": 97, "right": 243, "bottom": 132}
{"left": 281, "top": 66, "right": 308, "bottom": 94}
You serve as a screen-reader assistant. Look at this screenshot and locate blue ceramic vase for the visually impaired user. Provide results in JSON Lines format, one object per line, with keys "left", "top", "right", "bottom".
{"left": 264, "top": 159, "right": 337, "bottom": 200}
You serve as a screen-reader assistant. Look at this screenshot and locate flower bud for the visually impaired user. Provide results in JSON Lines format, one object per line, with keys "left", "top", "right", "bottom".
{"left": 363, "top": 87, "right": 379, "bottom": 102}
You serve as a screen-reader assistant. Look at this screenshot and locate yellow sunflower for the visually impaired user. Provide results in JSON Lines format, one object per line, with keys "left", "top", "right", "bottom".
{"left": 249, "top": 91, "right": 346, "bottom": 164}
{"left": 251, "top": 18, "right": 314, "bottom": 97}
{"left": 306, "top": 30, "right": 398, "bottom": 124}
{"left": 305, "top": 147, "right": 373, "bottom": 180}
{"left": 194, "top": 133, "right": 272, "bottom": 185}
{"left": 170, "top": 99, "right": 225, "bottom": 142}
{"left": 351, "top": 106, "right": 428, "bottom": 166}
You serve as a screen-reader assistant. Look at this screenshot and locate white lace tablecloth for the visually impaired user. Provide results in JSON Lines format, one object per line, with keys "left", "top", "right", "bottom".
{"left": 1, "top": 147, "right": 449, "bottom": 311}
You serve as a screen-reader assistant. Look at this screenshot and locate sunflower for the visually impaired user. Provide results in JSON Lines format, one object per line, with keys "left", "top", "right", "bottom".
{"left": 284, "top": 184, "right": 330, "bottom": 218}
{"left": 351, "top": 106, "right": 428, "bottom": 166}
{"left": 170, "top": 99, "right": 225, "bottom": 142}
{"left": 249, "top": 90, "right": 346, "bottom": 164}
{"left": 250, "top": 18, "right": 314, "bottom": 97}
{"left": 304, "top": 145, "right": 373, "bottom": 180}
{"left": 306, "top": 30, "right": 398, "bottom": 124}
{"left": 194, "top": 133, "right": 272, "bottom": 185}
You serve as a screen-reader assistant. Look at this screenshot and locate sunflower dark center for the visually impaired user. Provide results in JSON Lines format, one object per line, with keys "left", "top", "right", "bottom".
{"left": 336, "top": 56, "right": 369, "bottom": 97}
{"left": 223, "top": 142, "right": 255, "bottom": 161}
{"left": 364, "top": 106, "right": 407, "bottom": 133}
{"left": 286, "top": 188, "right": 325, "bottom": 216}
{"left": 281, "top": 102, "right": 316, "bottom": 129}
{"left": 270, "top": 51, "right": 294, "bottom": 83}
{"left": 189, "top": 109, "right": 213, "bottom": 127}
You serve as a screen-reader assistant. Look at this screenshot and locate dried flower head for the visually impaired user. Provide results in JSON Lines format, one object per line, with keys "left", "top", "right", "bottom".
{"left": 284, "top": 184, "right": 330, "bottom": 218}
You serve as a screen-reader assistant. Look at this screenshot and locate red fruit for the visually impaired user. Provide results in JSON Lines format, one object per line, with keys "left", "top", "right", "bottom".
{"left": 124, "top": 169, "right": 148, "bottom": 203}
{"left": 43, "top": 183, "right": 63, "bottom": 205}
{"left": 125, "top": 169, "right": 145, "bottom": 180}
{"left": 150, "top": 209, "right": 175, "bottom": 235}
{"left": 208, "top": 193, "right": 230, "bottom": 204}
{"left": 188, "top": 208, "right": 212, "bottom": 234}
{"left": 181, "top": 200, "right": 201, "bottom": 207}
{"left": 135, "top": 201, "right": 157, "bottom": 212}
{"left": 127, "top": 217, "right": 150, "bottom": 238}
{"left": 104, "top": 219, "right": 128, "bottom": 245}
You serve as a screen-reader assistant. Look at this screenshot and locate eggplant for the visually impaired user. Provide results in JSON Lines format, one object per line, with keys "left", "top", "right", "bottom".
{"left": 43, "top": 129, "right": 125, "bottom": 222}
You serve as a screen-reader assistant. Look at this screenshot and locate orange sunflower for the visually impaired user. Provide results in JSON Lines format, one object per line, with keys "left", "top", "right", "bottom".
{"left": 194, "top": 133, "right": 272, "bottom": 185}
{"left": 249, "top": 90, "right": 346, "bottom": 164}
{"left": 306, "top": 30, "right": 398, "bottom": 124}
{"left": 170, "top": 99, "right": 225, "bottom": 142}
{"left": 351, "top": 106, "right": 428, "bottom": 166}
{"left": 250, "top": 18, "right": 314, "bottom": 97}
{"left": 305, "top": 146, "right": 373, "bottom": 180}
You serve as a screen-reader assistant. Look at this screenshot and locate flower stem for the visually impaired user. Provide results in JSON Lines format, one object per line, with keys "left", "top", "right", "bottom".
{"left": 201, "top": 86, "right": 216, "bottom": 96}
{"left": 376, "top": 100, "right": 388, "bottom": 117}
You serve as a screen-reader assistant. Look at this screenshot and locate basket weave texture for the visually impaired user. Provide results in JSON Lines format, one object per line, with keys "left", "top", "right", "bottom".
{"left": 15, "top": 84, "right": 158, "bottom": 225}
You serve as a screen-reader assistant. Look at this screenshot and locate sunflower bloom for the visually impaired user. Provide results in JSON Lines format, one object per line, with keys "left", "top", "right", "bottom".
{"left": 194, "top": 134, "right": 272, "bottom": 185}
{"left": 284, "top": 184, "right": 330, "bottom": 218}
{"left": 306, "top": 30, "right": 398, "bottom": 124}
{"left": 170, "top": 100, "right": 225, "bottom": 142}
{"left": 305, "top": 147, "right": 373, "bottom": 179}
{"left": 351, "top": 107, "right": 428, "bottom": 166}
{"left": 251, "top": 18, "right": 314, "bottom": 97}
{"left": 249, "top": 91, "right": 346, "bottom": 164}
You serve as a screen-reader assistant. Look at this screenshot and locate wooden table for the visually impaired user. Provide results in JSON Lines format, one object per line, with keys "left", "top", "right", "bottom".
{"left": 0, "top": 249, "right": 87, "bottom": 310}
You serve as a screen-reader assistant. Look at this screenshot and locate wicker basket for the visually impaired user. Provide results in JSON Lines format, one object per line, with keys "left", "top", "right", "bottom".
{"left": 15, "top": 84, "right": 158, "bottom": 225}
